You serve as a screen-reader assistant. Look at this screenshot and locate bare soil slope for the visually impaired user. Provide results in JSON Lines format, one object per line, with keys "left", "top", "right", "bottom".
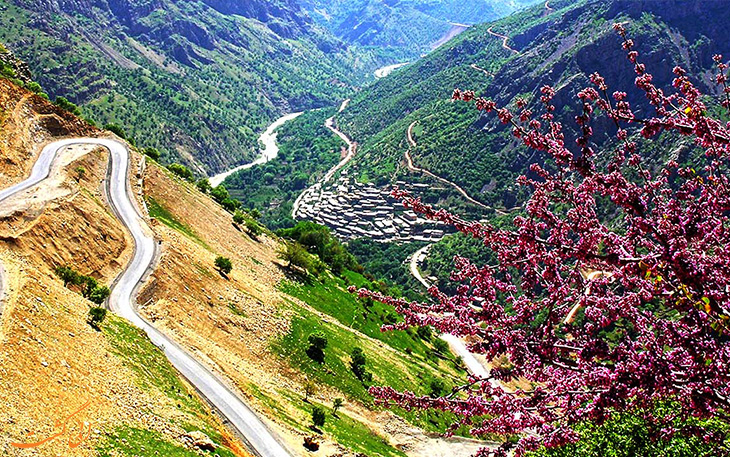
{"left": 0, "top": 79, "right": 249, "bottom": 457}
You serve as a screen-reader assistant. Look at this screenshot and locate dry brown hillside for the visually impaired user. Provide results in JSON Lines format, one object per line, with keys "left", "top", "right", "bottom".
{"left": 0, "top": 79, "right": 251, "bottom": 457}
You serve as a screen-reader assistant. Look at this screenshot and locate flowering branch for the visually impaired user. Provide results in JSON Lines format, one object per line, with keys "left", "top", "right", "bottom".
{"left": 354, "top": 25, "right": 730, "bottom": 456}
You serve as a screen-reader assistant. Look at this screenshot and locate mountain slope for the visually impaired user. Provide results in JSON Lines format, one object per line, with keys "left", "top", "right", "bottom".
{"left": 300, "top": 0, "right": 539, "bottom": 59}
{"left": 0, "top": 73, "right": 480, "bottom": 456}
{"left": 0, "top": 0, "right": 366, "bottom": 174}
{"left": 335, "top": 0, "right": 730, "bottom": 213}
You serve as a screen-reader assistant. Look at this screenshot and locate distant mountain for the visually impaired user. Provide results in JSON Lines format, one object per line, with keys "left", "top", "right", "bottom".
{"left": 335, "top": 0, "right": 730, "bottom": 213}
{"left": 0, "top": 0, "right": 367, "bottom": 173}
{"left": 300, "top": 0, "right": 540, "bottom": 59}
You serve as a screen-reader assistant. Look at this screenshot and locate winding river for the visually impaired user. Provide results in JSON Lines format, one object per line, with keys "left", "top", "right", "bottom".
{"left": 209, "top": 112, "right": 303, "bottom": 187}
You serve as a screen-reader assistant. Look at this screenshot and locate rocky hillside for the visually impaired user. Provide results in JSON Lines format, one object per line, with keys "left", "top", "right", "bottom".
{"left": 335, "top": 0, "right": 730, "bottom": 213}
{"left": 300, "top": 0, "right": 539, "bottom": 59}
{"left": 0, "top": 78, "right": 251, "bottom": 457}
{"left": 0, "top": 0, "right": 366, "bottom": 174}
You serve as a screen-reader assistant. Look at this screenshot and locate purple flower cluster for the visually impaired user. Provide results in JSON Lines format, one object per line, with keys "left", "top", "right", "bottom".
{"left": 360, "top": 25, "right": 730, "bottom": 456}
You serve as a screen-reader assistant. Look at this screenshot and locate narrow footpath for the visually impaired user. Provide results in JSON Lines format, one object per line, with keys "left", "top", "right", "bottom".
{"left": 487, "top": 26, "right": 519, "bottom": 54}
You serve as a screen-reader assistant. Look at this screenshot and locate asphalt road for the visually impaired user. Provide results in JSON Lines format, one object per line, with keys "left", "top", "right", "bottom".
{"left": 0, "top": 138, "right": 292, "bottom": 457}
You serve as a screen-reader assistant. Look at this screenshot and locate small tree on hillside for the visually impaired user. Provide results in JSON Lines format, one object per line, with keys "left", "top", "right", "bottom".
{"left": 55, "top": 265, "right": 79, "bottom": 287}
{"left": 311, "top": 406, "right": 326, "bottom": 429}
{"left": 332, "top": 398, "right": 344, "bottom": 417}
{"left": 143, "top": 147, "right": 161, "bottom": 161}
{"left": 350, "top": 347, "right": 371, "bottom": 382}
{"left": 88, "top": 285, "right": 110, "bottom": 305}
{"left": 233, "top": 210, "right": 246, "bottom": 226}
{"left": 168, "top": 163, "right": 194, "bottom": 182}
{"left": 88, "top": 307, "right": 107, "bottom": 330}
{"left": 215, "top": 256, "right": 233, "bottom": 276}
{"left": 74, "top": 166, "right": 86, "bottom": 183}
{"left": 196, "top": 178, "right": 212, "bottom": 194}
{"left": 306, "top": 331, "right": 328, "bottom": 363}
{"left": 303, "top": 380, "right": 317, "bottom": 403}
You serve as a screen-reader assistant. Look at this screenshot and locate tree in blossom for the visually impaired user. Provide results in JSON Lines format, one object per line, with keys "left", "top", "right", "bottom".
{"left": 351, "top": 24, "right": 730, "bottom": 456}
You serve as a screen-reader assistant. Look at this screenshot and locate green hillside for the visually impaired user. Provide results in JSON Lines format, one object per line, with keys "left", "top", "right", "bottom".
{"left": 0, "top": 0, "right": 369, "bottom": 173}
{"left": 300, "top": 0, "right": 540, "bottom": 60}
{"left": 335, "top": 0, "right": 730, "bottom": 215}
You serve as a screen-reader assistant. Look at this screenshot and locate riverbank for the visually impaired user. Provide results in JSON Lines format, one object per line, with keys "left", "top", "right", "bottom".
{"left": 209, "top": 112, "right": 303, "bottom": 187}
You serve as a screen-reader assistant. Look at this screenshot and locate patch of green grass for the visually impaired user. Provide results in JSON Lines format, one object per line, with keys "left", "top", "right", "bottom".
{"left": 146, "top": 196, "right": 208, "bottom": 248}
{"left": 228, "top": 302, "right": 247, "bottom": 317}
{"left": 192, "top": 261, "right": 213, "bottom": 278}
{"left": 102, "top": 315, "right": 205, "bottom": 417}
{"left": 97, "top": 426, "right": 236, "bottom": 457}
{"left": 245, "top": 383, "right": 302, "bottom": 431}
{"left": 280, "top": 270, "right": 441, "bottom": 361}
{"left": 321, "top": 404, "right": 407, "bottom": 457}
{"left": 272, "top": 303, "right": 464, "bottom": 434}
{"left": 246, "top": 384, "right": 406, "bottom": 457}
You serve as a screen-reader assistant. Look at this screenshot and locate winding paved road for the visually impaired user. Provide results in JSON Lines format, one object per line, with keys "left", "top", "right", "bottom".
{"left": 407, "top": 244, "right": 492, "bottom": 380}
{"left": 292, "top": 99, "right": 355, "bottom": 219}
{"left": 0, "top": 138, "right": 292, "bottom": 457}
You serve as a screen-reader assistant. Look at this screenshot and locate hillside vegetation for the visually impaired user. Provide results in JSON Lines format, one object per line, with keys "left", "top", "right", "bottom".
{"left": 0, "top": 0, "right": 368, "bottom": 174}
{"left": 300, "top": 0, "right": 539, "bottom": 60}
{"left": 336, "top": 0, "right": 730, "bottom": 215}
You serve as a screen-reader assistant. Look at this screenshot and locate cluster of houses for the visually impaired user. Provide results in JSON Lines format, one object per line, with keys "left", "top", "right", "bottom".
{"left": 292, "top": 171, "right": 449, "bottom": 243}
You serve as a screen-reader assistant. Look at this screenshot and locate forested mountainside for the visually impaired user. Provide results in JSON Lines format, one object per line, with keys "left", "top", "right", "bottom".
{"left": 337, "top": 0, "right": 730, "bottom": 214}
{"left": 0, "top": 0, "right": 368, "bottom": 174}
{"left": 300, "top": 0, "right": 538, "bottom": 60}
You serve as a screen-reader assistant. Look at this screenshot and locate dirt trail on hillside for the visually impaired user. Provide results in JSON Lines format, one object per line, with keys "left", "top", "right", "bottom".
{"left": 470, "top": 63, "right": 493, "bottom": 77}
{"left": 487, "top": 26, "right": 519, "bottom": 54}
{"left": 406, "top": 120, "right": 507, "bottom": 215}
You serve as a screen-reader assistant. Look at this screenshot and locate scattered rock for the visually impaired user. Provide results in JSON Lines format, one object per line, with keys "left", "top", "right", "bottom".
{"left": 184, "top": 431, "right": 216, "bottom": 451}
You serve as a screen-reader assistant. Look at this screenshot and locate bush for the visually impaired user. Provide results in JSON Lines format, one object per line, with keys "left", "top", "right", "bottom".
{"left": 211, "top": 185, "right": 229, "bottom": 203}
{"left": 417, "top": 326, "right": 433, "bottom": 341}
{"left": 214, "top": 256, "right": 233, "bottom": 275}
{"left": 277, "top": 221, "right": 359, "bottom": 274}
{"left": 55, "top": 265, "right": 109, "bottom": 304}
{"left": 332, "top": 398, "right": 344, "bottom": 416}
{"left": 74, "top": 166, "right": 86, "bottom": 183}
{"left": 433, "top": 338, "right": 449, "bottom": 355}
{"left": 306, "top": 331, "right": 328, "bottom": 363}
{"left": 88, "top": 285, "right": 111, "bottom": 305}
{"left": 429, "top": 378, "right": 447, "bottom": 398}
{"left": 103, "top": 123, "right": 127, "bottom": 140}
{"left": 233, "top": 210, "right": 246, "bottom": 225}
{"left": 88, "top": 307, "right": 107, "bottom": 329}
{"left": 311, "top": 406, "right": 326, "bottom": 428}
{"left": 143, "top": 147, "right": 160, "bottom": 161}
{"left": 221, "top": 197, "right": 240, "bottom": 212}
{"left": 245, "top": 218, "right": 262, "bottom": 238}
{"left": 350, "top": 347, "right": 371, "bottom": 382}
{"left": 196, "top": 178, "right": 212, "bottom": 194}
{"left": 55, "top": 96, "right": 81, "bottom": 116}
{"left": 55, "top": 265, "right": 79, "bottom": 287}
{"left": 278, "top": 241, "right": 324, "bottom": 277}
{"left": 167, "top": 163, "right": 194, "bottom": 181}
